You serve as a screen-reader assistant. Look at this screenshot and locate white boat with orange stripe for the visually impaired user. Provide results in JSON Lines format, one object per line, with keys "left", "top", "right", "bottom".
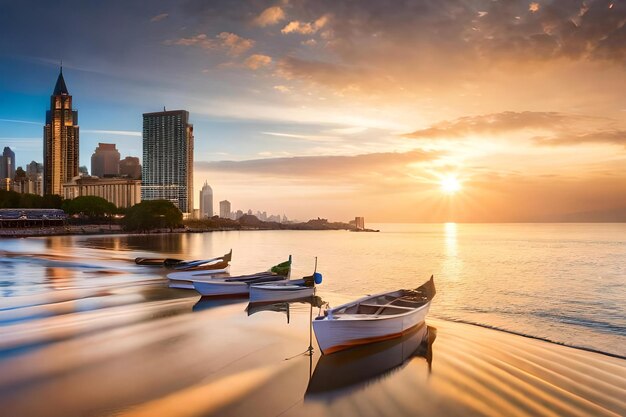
{"left": 312, "top": 276, "right": 436, "bottom": 355}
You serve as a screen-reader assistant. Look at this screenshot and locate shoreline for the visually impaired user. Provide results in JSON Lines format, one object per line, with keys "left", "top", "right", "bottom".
{"left": 0, "top": 225, "right": 362, "bottom": 238}
{"left": 433, "top": 316, "right": 626, "bottom": 360}
{"left": 1, "top": 293, "right": 624, "bottom": 417}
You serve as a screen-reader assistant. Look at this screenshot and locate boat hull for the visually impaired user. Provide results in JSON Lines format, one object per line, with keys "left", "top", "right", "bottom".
{"left": 312, "top": 302, "right": 431, "bottom": 355}
{"left": 167, "top": 268, "right": 230, "bottom": 281}
{"left": 193, "top": 280, "right": 250, "bottom": 296}
{"left": 249, "top": 285, "right": 315, "bottom": 303}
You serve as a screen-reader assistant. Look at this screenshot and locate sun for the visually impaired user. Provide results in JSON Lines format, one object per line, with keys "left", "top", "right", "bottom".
{"left": 440, "top": 175, "right": 461, "bottom": 194}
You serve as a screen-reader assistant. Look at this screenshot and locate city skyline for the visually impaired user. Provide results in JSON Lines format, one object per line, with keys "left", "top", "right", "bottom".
{"left": 1, "top": 1, "right": 625, "bottom": 221}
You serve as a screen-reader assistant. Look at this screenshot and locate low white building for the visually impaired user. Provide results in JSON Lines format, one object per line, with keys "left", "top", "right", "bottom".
{"left": 63, "top": 176, "right": 141, "bottom": 208}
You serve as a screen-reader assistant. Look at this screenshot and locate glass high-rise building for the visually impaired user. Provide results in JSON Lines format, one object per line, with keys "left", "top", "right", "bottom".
{"left": 199, "top": 181, "right": 213, "bottom": 218}
{"left": 142, "top": 110, "right": 194, "bottom": 213}
{"left": 1, "top": 147, "right": 15, "bottom": 180}
{"left": 43, "top": 67, "right": 79, "bottom": 195}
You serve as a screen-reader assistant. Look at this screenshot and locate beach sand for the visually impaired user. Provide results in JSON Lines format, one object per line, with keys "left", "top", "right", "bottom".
{"left": 0, "top": 290, "right": 624, "bottom": 417}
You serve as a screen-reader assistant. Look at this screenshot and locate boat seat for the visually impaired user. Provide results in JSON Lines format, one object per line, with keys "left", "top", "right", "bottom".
{"left": 358, "top": 303, "right": 414, "bottom": 311}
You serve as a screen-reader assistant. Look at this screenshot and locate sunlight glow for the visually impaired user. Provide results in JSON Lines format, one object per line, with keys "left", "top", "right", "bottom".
{"left": 440, "top": 175, "right": 461, "bottom": 194}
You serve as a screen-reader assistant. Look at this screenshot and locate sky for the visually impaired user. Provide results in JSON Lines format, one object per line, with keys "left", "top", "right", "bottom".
{"left": 0, "top": 0, "right": 624, "bottom": 222}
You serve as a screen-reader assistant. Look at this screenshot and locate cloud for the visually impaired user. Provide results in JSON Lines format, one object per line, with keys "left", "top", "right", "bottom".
{"left": 0, "top": 118, "right": 42, "bottom": 126}
{"left": 82, "top": 129, "right": 142, "bottom": 137}
{"left": 164, "top": 34, "right": 215, "bottom": 49}
{"left": 276, "top": 56, "right": 359, "bottom": 87}
{"left": 196, "top": 149, "right": 439, "bottom": 179}
{"left": 260, "top": 131, "right": 338, "bottom": 142}
{"left": 244, "top": 54, "right": 272, "bottom": 70}
{"left": 405, "top": 111, "right": 626, "bottom": 150}
{"left": 281, "top": 15, "right": 329, "bottom": 35}
{"left": 164, "top": 32, "right": 254, "bottom": 56}
{"left": 265, "top": 0, "right": 625, "bottom": 92}
{"left": 150, "top": 13, "right": 168, "bottom": 23}
{"left": 534, "top": 130, "right": 626, "bottom": 147}
{"left": 405, "top": 111, "right": 577, "bottom": 139}
{"left": 252, "top": 6, "right": 285, "bottom": 27}
{"left": 273, "top": 85, "right": 291, "bottom": 93}
{"left": 217, "top": 32, "right": 255, "bottom": 56}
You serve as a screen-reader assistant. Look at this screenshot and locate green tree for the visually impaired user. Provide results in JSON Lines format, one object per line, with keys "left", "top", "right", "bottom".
{"left": 122, "top": 200, "right": 183, "bottom": 231}
{"left": 62, "top": 196, "right": 117, "bottom": 218}
{"left": 41, "top": 194, "right": 63, "bottom": 209}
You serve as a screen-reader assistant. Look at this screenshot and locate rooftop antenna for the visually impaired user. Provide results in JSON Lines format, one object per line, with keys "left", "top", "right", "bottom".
{"left": 60, "top": 59, "right": 63, "bottom": 73}
{"left": 163, "top": 106, "right": 166, "bottom": 112}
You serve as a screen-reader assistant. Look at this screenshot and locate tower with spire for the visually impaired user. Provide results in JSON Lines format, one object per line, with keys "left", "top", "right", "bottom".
{"left": 43, "top": 66, "right": 79, "bottom": 195}
{"left": 199, "top": 180, "right": 213, "bottom": 218}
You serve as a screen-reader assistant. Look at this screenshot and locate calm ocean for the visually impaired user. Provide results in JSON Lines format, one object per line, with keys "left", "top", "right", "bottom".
{"left": 1, "top": 223, "right": 625, "bottom": 357}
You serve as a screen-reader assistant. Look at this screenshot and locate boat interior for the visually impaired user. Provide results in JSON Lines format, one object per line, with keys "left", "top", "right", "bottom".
{"left": 332, "top": 289, "right": 432, "bottom": 317}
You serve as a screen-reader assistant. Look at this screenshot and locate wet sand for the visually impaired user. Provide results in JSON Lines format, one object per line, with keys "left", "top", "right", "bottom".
{"left": 1, "top": 290, "right": 624, "bottom": 417}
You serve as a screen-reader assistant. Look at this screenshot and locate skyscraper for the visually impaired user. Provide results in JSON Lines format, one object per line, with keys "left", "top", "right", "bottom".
{"left": 91, "top": 143, "right": 120, "bottom": 177}
{"left": 1, "top": 147, "right": 15, "bottom": 180}
{"left": 119, "top": 156, "right": 141, "bottom": 179}
{"left": 26, "top": 161, "right": 43, "bottom": 179}
{"left": 142, "top": 110, "right": 194, "bottom": 213}
{"left": 43, "top": 67, "right": 79, "bottom": 195}
{"left": 199, "top": 181, "right": 213, "bottom": 218}
{"left": 219, "top": 200, "right": 231, "bottom": 219}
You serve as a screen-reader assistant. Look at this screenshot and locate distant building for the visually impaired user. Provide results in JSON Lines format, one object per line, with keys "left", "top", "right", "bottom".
{"left": 219, "top": 200, "right": 231, "bottom": 219}
{"left": 78, "top": 166, "right": 89, "bottom": 176}
{"left": 142, "top": 110, "right": 194, "bottom": 213}
{"left": 355, "top": 216, "right": 365, "bottom": 230}
{"left": 91, "top": 143, "right": 120, "bottom": 177}
{"left": 63, "top": 176, "right": 141, "bottom": 208}
{"left": 26, "top": 161, "right": 43, "bottom": 179}
{"left": 44, "top": 67, "right": 79, "bottom": 195}
{"left": 13, "top": 176, "right": 43, "bottom": 196}
{"left": 1, "top": 147, "right": 15, "bottom": 180}
{"left": 235, "top": 209, "right": 244, "bottom": 220}
{"left": 119, "top": 156, "right": 141, "bottom": 179}
{"left": 199, "top": 181, "right": 213, "bottom": 218}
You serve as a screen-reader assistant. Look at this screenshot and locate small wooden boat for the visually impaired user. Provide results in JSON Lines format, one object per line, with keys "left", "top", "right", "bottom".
{"left": 306, "top": 322, "right": 435, "bottom": 398}
{"left": 249, "top": 258, "right": 322, "bottom": 303}
{"left": 249, "top": 273, "right": 321, "bottom": 303}
{"left": 135, "top": 250, "right": 232, "bottom": 271}
{"left": 312, "top": 276, "right": 435, "bottom": 355}
{"left": 183, "top": 256, "right": 293, "bottom": 296}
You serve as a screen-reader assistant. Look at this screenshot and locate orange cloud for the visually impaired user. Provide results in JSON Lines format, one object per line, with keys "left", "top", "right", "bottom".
{"left": 281, "top": 15, "right": 329, "bottom": 35}
{"left": 217, "top": 32, "right": 255, "bottom": 56}
{"left": 253, "top": 6, "right": 285, "bottom": 27}
{"left": 164, "top": 32, "right": 254, "bottom": 56}
{"left": 245, "top": 54, "right": 272, "bottom": 70}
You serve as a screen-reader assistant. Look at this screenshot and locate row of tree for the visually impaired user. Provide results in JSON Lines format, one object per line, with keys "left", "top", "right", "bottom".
{"left": 0, "top": 190, "right": 183, "bottom": 231}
